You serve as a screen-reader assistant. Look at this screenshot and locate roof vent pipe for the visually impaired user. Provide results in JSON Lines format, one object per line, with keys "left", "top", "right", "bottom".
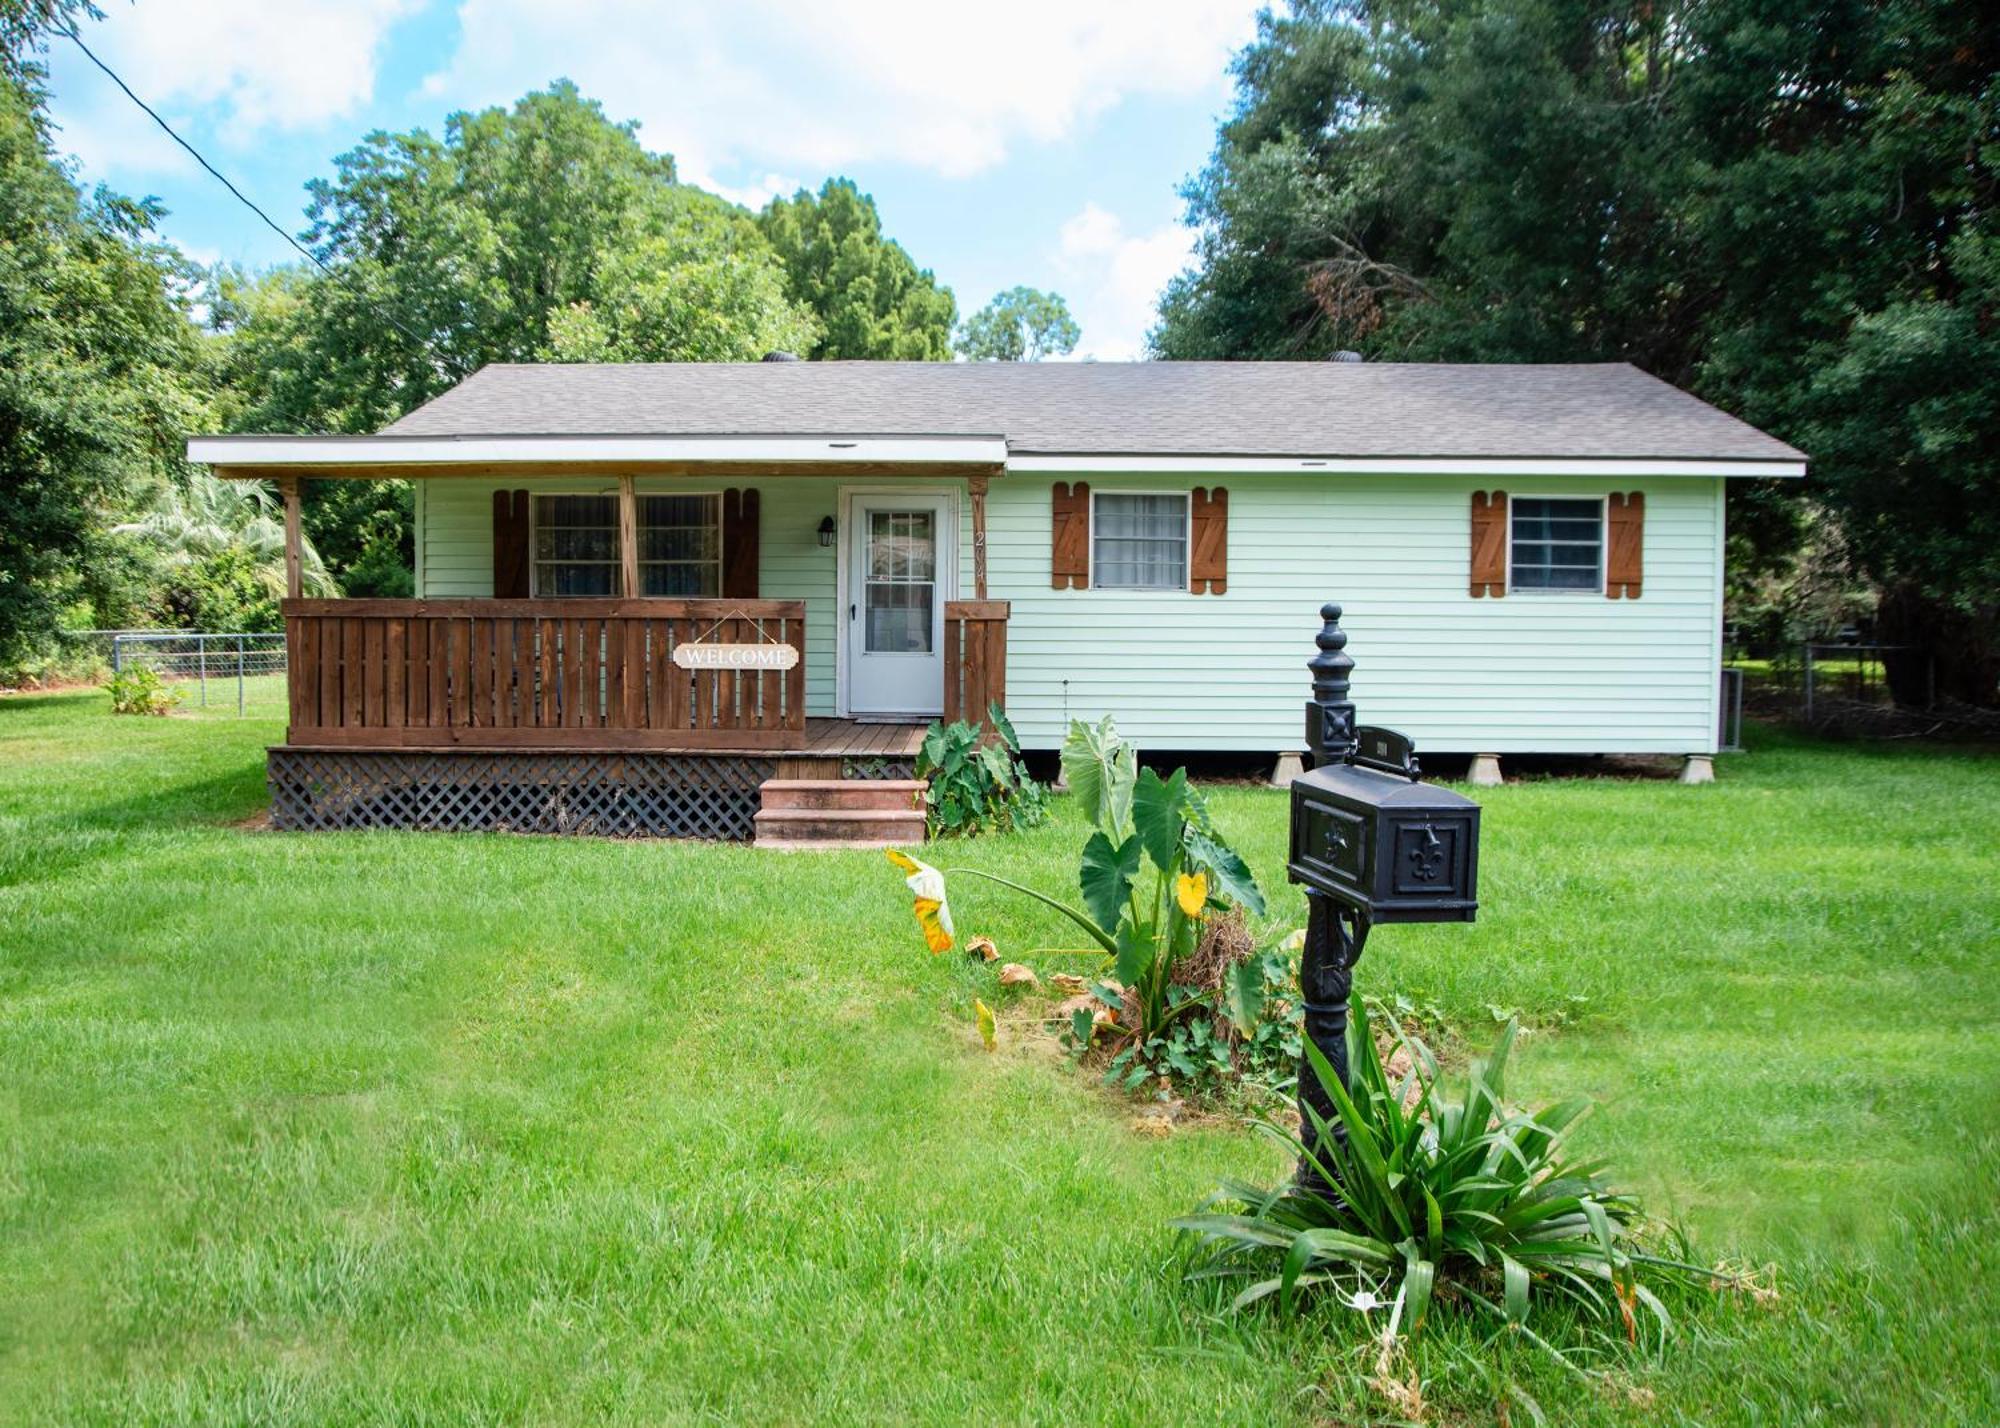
{"left": 761, "top": 350, "right": 800, "bottom": 362}
{"left": 1331, "top": 350, "right": 1364, "bottom": 363}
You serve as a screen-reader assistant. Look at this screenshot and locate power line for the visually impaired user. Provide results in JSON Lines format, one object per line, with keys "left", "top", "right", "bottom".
{"left": 57, "top": 23, "right": 433, "bottom": 351}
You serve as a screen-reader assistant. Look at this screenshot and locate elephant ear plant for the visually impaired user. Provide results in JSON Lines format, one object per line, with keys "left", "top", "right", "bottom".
{"left": 914, "top": 703, "right": 1047, "bottom": 837}
{"left": 887, "top": 717, "right": 1269, "bottom": 1077}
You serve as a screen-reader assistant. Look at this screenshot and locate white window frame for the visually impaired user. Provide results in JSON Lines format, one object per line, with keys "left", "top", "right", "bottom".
{"left": 1089, "top": 488, "right": 1193, "bottom": 592}
{"left": 1506, "top": 493, "right": 1607, "bottom": 596}
{"left": 528, "top": 489, "right": 723, "bottom": 598}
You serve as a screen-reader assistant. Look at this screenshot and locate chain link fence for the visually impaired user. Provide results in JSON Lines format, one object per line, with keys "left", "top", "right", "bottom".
{"left": 110, "top": 631, "right": 288, "bottom": 716}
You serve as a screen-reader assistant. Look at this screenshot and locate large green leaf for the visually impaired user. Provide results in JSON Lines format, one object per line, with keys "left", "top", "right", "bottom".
{"left": 1113, "top": 917, "right": 1156, "bottom": 990}
{"left": 1184, "top": 828, "right": 1266, "bottom": 916}
{"left": 976, "top": 742, "right": 1016, "bottom": 790}
{"left": 1060, "top": 716, "right": 1135, "bottom": 838}
{"left": 1079, "top": 831, "right": 1140, "bottom": 933}
{"left": 1224, "top": 957, "right": 1264, "bottom": 1035}
{"left": 986, "top": 700, "right": 1020, "bottom": 753}
{"left": 1131, "top": 766, "right": 1190, "bottom": 872}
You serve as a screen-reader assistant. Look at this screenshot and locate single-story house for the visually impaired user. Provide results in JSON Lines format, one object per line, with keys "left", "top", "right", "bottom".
{"left": 186, "top": 359, "right": 1805, "bottom": 843}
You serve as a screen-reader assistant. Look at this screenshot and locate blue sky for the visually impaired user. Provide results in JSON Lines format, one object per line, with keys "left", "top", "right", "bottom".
{"left": 40, "top": 1, "right": 1266, "bottom": 359}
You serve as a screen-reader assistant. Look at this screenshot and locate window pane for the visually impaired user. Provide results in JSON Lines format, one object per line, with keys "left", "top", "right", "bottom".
{"left": 642, "top": 562, "right": 718, "bottom": 597}
{"left": 1093, "top": 494, "right": 1187, "bottom": 588}
{"left": 1510, "top": 498, "right": 1602, "bottom": 591}
{"left": 865, "top": 580, "right": 932, "bottom": 653}
{"left": 537, "top": 495, "right": 616, "bottom": 528}
{"left": 641, "top": 526, "right": 718, "bottom": 562}
{"left": 538, "top": 562, "right": 616, "bottom": 596}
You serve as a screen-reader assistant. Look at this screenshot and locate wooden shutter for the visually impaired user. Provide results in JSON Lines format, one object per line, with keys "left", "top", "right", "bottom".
{"left": 1470, "top": 490, "right": 1508, "bottom": 598}
{"left": 492, "top": 488, "right": 530, "bottom": 598}
{"left": 722, "top": 488, "right": 760, "bottom": 597}
{"left": 1190, "top": 486, "right": 1228, "bottom": 594}
{"left": 1606, "top": 491, "right": 1644, "bottom": 599}
{"left": 1051, "top": 481, "right": 1089, "bottom": 589}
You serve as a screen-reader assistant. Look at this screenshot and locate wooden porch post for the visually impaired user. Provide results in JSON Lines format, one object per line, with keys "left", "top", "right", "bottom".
{"left": 617, "top": 475, "right": 639, "bottom": 597}
{"left": 969, "top": 473, "right": 989, "bottom": 600}
{"left": 278, "top": 475, "right": 302, "bottom": 600}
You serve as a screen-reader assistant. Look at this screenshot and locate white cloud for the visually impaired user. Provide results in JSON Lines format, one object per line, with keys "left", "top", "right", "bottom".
{"left": 1056, "top": 202, "right": 1196, "bottom": 360}
{"left": 424, "top": 0, "right": 1258, "bottom": 180}
{"left": 55, "top": 0, "right": 417, "bottom": 162}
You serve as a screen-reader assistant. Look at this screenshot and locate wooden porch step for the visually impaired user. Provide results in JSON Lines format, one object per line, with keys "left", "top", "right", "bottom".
{"left": 752, "top": 806, "right": 927, "bottom": 848}
{"left": 757, "top": 778, "right": 926, "bottom": 813}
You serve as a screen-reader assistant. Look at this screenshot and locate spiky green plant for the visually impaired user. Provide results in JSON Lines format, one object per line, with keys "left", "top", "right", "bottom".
{"left": 1175, "top": 1002, "right": 1716, "bottom": 1360}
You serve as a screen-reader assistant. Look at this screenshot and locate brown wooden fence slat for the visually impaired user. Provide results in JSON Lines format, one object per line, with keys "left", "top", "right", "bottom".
{"left": 384, "top": 618, "right": 406, "bottom": 727}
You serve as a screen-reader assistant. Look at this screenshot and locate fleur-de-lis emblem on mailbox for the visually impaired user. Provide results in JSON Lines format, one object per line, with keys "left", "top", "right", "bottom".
{"left": 1407, "top": 824, "right": 1445, "bottom": 882}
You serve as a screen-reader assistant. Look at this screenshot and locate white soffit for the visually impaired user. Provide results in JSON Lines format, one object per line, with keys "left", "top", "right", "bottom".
{"left": 1004, "top": 454, "right": 1806, "bottom": 478}
{"left": 187, "top": 434, "right": 1008, "bottom": 467}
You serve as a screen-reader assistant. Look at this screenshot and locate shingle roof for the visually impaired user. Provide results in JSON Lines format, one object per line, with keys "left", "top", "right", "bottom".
{"left": 383, "top": 360, "right": 1804, "bottom": 462}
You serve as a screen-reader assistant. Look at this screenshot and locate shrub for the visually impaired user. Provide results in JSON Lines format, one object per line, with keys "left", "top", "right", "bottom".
{"left": 886, "top": 716, "right": 1271, "bottom": 1093}
{"left": 915, "top": 704, "right": 1046, "bottom": 837}
{"left": 107, "top": 666, "right": 180, "bottom": 716}
{"left": 1175, "top": 1002, "right": 1715, "bottom": 1361}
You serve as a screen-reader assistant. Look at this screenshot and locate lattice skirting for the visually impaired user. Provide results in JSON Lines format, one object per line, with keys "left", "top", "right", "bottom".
{"left": 269, "top": 749, "right": 776, "bottom": 840}
{"left": 843, "top": 755, "right": 917, "bottom": 782}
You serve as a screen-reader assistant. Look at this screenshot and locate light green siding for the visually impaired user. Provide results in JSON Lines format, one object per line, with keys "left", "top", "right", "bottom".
{"left": 983, "top": 473, "right": 1724, "bottom": 755}
{"left": 418, "top": 470, "right": 1725, "bottom": 754}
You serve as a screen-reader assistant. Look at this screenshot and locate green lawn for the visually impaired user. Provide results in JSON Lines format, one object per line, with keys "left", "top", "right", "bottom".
{"left": 2, "top": 689, "right": 1996, "bottom": 1425}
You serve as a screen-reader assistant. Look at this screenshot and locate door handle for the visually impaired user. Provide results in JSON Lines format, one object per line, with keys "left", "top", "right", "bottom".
{"left": 850, "top": 603, "right": 857, "bottom": 620}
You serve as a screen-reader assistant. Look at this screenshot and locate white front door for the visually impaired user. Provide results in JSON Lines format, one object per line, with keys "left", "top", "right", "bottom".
{"left": 847, "top": 494, "right": 949, "bottom": 717}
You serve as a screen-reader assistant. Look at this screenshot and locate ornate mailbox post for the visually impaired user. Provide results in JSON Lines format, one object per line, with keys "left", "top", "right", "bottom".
{"left": 1287, "top": 603, "right": 1481, "bottom": 1196}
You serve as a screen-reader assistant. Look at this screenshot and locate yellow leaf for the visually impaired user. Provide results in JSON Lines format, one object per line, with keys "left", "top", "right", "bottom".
{"left": 975, "top": 998, "right": 997, "bottom": 1051}
{"left": 887, "top": 850, "right": 954, "bottom": 954}
{"left": 1175, "top": 870, "right": 1209, "bottom": 918}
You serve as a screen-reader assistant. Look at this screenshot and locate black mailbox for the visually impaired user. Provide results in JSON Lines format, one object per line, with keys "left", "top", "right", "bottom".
{"left": 1285, "top": 603, "right": 1481, "bottom": 1199}
{"left": 1288, "top": 734, "right": 1480, "bottom": 924}
{"left": 1286, "top": 602, "right": 1480, "bottom": 923}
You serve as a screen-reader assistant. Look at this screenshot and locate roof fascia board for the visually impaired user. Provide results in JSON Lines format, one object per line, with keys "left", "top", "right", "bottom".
{"left": 187, "top": 434, "right": 1008, "bottom": 467}
{"left": 1004, "top": 454, "right": 1806, "bottom": 478}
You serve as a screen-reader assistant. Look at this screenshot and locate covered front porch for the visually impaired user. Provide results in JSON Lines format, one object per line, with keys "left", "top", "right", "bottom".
{"left": 189, "top": 431, "right": 1014, "bottom": 841}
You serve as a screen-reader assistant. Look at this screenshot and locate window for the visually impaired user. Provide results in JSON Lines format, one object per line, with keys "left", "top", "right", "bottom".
{"left": 1509, "top": 497, "right": 1603, "bottom": 592}
{"left": 1092, "top": 492, "right": 1187, "bottom": 590}
{"left": 532, "top": 493, "right": 721, "bottom": 597}
{"left": 638, "top": 494, "right": 721, "bottom": 596}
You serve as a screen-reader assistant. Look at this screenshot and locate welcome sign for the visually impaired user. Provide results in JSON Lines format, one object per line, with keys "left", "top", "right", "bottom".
{"left": 671, "top": 643, "right": 800, "bottom": 672}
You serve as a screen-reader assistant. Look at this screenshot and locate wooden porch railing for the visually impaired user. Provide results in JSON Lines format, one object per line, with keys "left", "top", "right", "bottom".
{"left": 942, "top": 600, "right": 1009, "bottom": 731}
{"left": 281, "top": 598, "right": 807, "bottom": 749}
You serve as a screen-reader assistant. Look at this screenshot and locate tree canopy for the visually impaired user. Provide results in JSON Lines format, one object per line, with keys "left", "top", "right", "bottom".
{"left": 955, "top": 286, "right": 1080, "bottom": 361}
{"left": 757, "top": 179, "right": 957, "bottom": 360}
{"left": 0, "top": 2, "right": 211, "bottom": 670}
{"left": 1155, "top": 0, "right": 1998, "bottom": 700}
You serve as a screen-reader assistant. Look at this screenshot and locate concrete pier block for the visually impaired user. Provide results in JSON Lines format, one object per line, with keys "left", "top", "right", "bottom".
{"left": 1467, "top": 753, "right": 1504, "bottom": 787}
{"left": 1679, "top": 754, "right": 1716, "bottom": 785}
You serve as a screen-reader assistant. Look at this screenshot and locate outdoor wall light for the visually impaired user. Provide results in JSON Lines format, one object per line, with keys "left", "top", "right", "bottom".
{"left": 817, "top": 516, "right": 837, "bottom": 548}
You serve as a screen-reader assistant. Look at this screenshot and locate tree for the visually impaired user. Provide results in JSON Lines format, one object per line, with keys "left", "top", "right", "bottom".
{"left": 212, "top": 81, "right": 817, "bottom": 593}
{"left": 115, "top": 471, "right": 336, "bottom": 630}
{"left": 0, "top": 1, "right": 211, "bottom": 672}
{"left": 540, "top": 189, "right": 816, "bottom": 362}
{"left": 1155, "top": 0, "right": 1998, "bottom": 703}
{"left": 757, "top": 179, "right": 957, "bottom": 359}
{"left": 955, "top": 287, "right": 1080, "bottom": 362}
